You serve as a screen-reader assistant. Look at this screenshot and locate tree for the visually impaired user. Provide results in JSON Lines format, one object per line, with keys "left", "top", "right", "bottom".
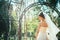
{"left": 0, "top": 0, "right": 11, "bottom": 40}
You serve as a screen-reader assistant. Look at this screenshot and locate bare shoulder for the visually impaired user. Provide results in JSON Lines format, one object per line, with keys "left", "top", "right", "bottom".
{"left": 41, "top": 21, "right": 48, "bottom": 27}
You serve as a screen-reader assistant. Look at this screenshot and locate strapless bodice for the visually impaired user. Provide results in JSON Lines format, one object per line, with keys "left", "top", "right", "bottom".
{"left": 39, "top": 27, "right": 48, "bottom": 32}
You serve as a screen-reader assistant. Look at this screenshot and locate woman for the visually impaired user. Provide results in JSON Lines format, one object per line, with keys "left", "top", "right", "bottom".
{"left": 35, "top": 12, "right": 60, "bottom": 40}
{"left": 35, "top": 12, "right": 48, "bottom": 40}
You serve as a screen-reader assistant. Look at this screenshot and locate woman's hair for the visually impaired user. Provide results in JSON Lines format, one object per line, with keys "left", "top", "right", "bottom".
{"left": 39, "top": 12, "right": 45, "bottom": 19}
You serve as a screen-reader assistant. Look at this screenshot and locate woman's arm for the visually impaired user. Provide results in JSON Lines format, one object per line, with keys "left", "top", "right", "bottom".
{"left": 35, "top": 23, "right": 41, "bottom": 38}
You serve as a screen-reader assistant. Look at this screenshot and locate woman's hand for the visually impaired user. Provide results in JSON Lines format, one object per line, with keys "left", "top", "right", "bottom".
{"left": 35, "top": 28, "right": 40, "bottom": 38}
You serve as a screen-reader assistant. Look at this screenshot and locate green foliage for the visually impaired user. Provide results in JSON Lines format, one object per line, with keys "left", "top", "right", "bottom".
{"left": 57, "top": 17, "right": 60, "bottom": 27}
{"left": 10, "top": 11, "right": 18, "bottom": 36}
{"left": 25, "top": 16, "right": 39, "bottom": 36}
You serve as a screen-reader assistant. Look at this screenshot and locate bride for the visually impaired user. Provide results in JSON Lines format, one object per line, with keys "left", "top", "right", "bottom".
{"left": 35, "top": 12, "right": 60, "bottom": 40}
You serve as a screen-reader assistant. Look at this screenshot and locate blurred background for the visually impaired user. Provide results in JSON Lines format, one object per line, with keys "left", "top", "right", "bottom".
{"left": 0, "top": 0, "right": 60, "bottom": 40}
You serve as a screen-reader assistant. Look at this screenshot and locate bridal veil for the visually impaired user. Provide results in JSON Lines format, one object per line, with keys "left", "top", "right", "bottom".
{"left": 43, "top": 13, "right": 60, "bottom": 40}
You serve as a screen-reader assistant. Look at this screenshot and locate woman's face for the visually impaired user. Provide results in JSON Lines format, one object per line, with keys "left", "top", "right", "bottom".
{"left": 38, "top": 16, "right": 44, "bottom": 21}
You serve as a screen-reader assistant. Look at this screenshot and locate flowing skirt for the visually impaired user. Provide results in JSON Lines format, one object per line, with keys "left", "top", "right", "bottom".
{"left": 36, "top": 28, "right": 58, "bottom": 40}
{"left": 37, "top": 31, "right": 48, "bottom": 40}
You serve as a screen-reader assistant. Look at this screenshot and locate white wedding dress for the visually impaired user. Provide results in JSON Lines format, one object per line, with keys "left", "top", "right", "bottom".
{"left": 37, "top": 27, "right": 48, "bottom": 40}
{"left": 37, "top": 13, "right": 60, "bottom": 40}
